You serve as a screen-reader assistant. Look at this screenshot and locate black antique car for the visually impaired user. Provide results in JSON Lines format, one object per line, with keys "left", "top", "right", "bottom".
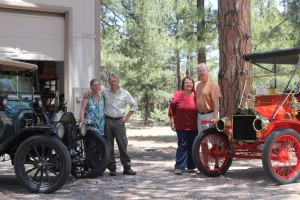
{"left": 0, "top": 58, "right": 71, "bottom": 193}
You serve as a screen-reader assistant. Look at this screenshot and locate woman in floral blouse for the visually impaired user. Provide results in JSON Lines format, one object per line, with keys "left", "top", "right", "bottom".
{"left": 80, "top": 79, "right": 105, "bottom": 135}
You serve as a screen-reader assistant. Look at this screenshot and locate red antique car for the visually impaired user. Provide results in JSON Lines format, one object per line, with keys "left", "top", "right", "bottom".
{"left": 192, "top": 47, "right": 300, "bottom": 184}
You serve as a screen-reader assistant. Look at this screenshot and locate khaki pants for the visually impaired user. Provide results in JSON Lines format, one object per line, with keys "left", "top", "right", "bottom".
{"left": 105, "top": 118, "right": 131, "bottom": 171}
{"left": 197, "top": 112, "right": 215, "bottom": 134}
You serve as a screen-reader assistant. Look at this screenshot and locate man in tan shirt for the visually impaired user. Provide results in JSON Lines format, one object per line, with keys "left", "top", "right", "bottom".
{"left": 195, "top": 63, "right": 221, "bottom": 134}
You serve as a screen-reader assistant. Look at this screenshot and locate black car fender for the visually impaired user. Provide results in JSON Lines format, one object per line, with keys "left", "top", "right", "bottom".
{"left": 0, "top": 126, "right": 56, "bottom": 155}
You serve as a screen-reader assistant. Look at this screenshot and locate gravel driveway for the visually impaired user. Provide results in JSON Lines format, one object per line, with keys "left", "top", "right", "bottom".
{"left": 0, "top": 126, "right": 300, "bottom": 199}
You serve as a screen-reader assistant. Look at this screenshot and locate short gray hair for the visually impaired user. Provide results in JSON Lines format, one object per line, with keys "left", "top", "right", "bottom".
{"left": 108, "top": 74, "right": 120, "bottom": 82}
{"left": 197, "top": 63, "right": 209, "bottom": 71}
{"left": 90, "top": 78, "right": 101, "bottom": 86}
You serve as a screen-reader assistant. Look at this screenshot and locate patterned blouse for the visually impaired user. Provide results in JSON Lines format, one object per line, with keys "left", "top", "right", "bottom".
{"left": 84, "top": 94, "right": 105, "bottom": 135}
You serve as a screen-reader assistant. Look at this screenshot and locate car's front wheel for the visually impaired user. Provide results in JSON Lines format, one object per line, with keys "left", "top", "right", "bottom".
{"left": 14, "top": 135, "right": 71, "bottom": 193}
{"left": 192, "top": 128, "right": 233, "bottom": 177}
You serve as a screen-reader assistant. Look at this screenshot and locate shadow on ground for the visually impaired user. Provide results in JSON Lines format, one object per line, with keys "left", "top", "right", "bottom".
{"left": 129, "top": 135, "right": 177, "bottom": 143}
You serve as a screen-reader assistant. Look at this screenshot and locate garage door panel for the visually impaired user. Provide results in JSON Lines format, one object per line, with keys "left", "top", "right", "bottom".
{"left": 0, "top": 37, "right": 18, "bottom": 47}
{"left": 0, "top": 37, "right": 63, "bottom": 61}
{"left": 0, "top": 11, "right": 64, "bottom": 61}
{"left": 19, "top": 17, "right": 64, "bottom": 40}
{"left": 0, "top": 37, "right": 18, "bottom": 53}
{"left": 21, "top": 38, "right": 63, "bottom": 60}
{"left": 0, "top": 19, "right": 17, "bottom": 37}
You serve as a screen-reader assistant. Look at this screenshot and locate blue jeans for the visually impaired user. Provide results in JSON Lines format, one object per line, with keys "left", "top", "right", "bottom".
{"left": 175, "top": 130, "right": 198, "bottom": 170}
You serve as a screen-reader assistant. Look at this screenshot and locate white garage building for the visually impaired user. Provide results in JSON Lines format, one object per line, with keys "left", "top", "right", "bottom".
{"left": 0, "top": 0, "right": 100, "bottom": 118}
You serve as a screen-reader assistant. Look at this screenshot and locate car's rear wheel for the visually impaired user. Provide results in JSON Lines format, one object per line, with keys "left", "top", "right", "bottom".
{"left": 262, "top": 128, "right": 300, "bottom": 184}
{"left": 192, "top": 128, "right": 233, "bottom": 177}
{"left": 71, "top": 130, "right": 110, "bottom": 178}
{"left": 14, "top": 135, "right": 71, "bottom": 193}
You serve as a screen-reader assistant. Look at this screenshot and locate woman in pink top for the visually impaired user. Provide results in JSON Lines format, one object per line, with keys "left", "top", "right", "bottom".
{"left": 169, "top": 76, "right": 198, "bottom": 175}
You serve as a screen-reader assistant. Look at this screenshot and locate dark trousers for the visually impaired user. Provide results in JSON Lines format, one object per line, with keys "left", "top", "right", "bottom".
{"left": 175, "top": 130, "right": 198, "bottom": 170}
{"left": 105, "top": 118, "right": 131, "bottom": 171}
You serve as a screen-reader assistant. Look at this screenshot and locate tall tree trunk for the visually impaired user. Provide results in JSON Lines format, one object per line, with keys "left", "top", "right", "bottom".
{"left": 197, "top": 0, "right": 206, "bottom": 67}
{"left": 218, "top": 0, "right": 252, "bottom": 118}
{"left": 143, "top": 92, "right": 150, "bottom": 126}
{"left": 176, "top": 49, "right": 181, "bottom": 90}
{"left": 186, "top": 55, "right": 190, "bottom": 77}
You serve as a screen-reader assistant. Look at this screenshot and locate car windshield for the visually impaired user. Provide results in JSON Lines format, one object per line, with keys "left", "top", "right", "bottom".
{"left": 243, "top": 47, "right": 300, "bottom": 95}
{"left": 0, "top": 74, "right": 33, "bottom": 95}
{"left": 251, "top": 63, "right": 300, "bottom": 95}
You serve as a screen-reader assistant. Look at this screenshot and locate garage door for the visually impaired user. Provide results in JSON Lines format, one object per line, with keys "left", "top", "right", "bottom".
{"left": 0, "top": 9, "right": 64, "bottom": 61}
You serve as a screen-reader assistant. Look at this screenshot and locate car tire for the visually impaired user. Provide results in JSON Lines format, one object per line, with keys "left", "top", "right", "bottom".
{"left": 192, "top": 128, "right": 233, "bottom": 177}
{"left": 262, "top": 128, "right": 300, "bottom": 184}
{"left": 14, "top": 134, "right": 71, "bottom": 193}
{"left": 71, "top": 130, "right": 110, "bottom": 178}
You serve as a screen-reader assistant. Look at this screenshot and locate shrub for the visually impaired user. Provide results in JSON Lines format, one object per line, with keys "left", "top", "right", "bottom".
{"left": 150, "top": 108, "right": 169, "bottom": 126}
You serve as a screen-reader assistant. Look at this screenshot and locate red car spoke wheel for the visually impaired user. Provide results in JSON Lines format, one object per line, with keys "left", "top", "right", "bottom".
{"left": 192, "top": 128, "right": 232, "bottom": 177}
{"left": 263, "top": 129, "right": 300, "bottom": 184}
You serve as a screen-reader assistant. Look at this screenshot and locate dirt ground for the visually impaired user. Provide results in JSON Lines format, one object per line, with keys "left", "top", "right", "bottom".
{"left": 0, "top": 126, "right": 300, "bottom": 199}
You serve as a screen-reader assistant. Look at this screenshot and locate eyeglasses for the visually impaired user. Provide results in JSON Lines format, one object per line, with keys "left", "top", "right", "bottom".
{"left": 92, "top": 84, "right": 100, "bottom": 87}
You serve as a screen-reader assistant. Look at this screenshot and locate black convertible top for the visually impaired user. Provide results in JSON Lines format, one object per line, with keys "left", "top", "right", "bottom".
{"left": 242, "top": 47, "right": 300, "bottom": 65}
